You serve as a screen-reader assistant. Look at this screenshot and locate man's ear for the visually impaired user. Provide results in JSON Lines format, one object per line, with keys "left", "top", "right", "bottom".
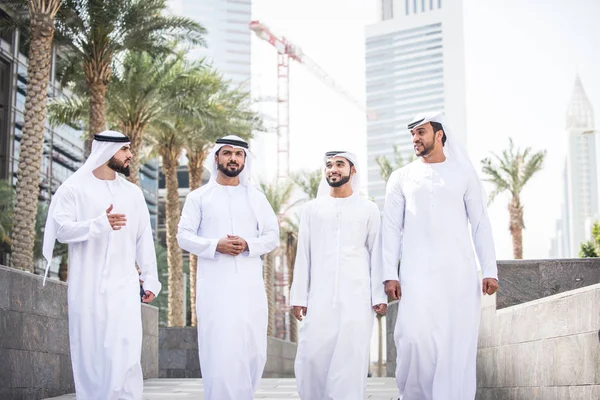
{"left": 351, "top": 165, "right": 357, "bottom": 175}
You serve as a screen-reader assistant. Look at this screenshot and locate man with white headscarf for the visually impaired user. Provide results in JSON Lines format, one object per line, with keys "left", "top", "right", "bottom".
{"left": 290, "top": 151, "right": 386, "bottom": 400}
{"left": 376, "top": 112, "right": 498, "bottom": 400}
{"left": 177, "top": 135, "right": 279, "bottom": 399}
{"left": 42, "top": 130, "right": 161, "bottom": 400}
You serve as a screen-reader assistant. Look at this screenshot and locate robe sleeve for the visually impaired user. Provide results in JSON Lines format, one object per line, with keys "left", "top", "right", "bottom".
{"left": 379, "top": 171, "right": 405, "bottom": 282}
{"left": 464, "top": 168, "right": 498, "bottom": 280}
{"left": 289, "top": 204, "right": 311, "bottom": 307}
{"left": 136, "top": 194, "right": 162, "bottom": 296}
{"left": 177, "top": 192, "right": 219, "bottom": 259}
{"left": 53, "top": 187, "right": 112, "bottom": 244}
{"left": 367, "top": 204, "right": 387, "bottom": 306}
{"left": 245, "top": 195, "right": 279, "bottom": 258}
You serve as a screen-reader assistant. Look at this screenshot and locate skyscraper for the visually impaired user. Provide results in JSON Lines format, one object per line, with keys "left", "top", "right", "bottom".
{"left": 365, "top": 0, "right": 467, "bottom": 207}
{"left": 173, "top": 0, "right": 252, "bottom": 88}
{"left": 551, "top": 76, "right": 597, "bottom": 258}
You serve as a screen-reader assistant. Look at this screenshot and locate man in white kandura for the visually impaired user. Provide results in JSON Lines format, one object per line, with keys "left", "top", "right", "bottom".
{"left": 376, "top": 112, "right": 499, "bottom": 400}
{"left": 42, "top": 130, "right": 161, "bottom": 400}
{"left": 290, "top": 151, "right": 387, "bottom": 400}
{"left": 177, "top": 135, "right": 279, "bottom": 400}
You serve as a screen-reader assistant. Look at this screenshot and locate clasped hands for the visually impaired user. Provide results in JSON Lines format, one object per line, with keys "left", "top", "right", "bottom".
{"left": 217, "top": 235, "right": 248, "bottom": 256}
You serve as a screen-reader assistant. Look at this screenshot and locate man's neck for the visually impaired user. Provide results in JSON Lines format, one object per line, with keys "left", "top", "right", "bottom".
{"left": 216, "top": 173, "right": 240, "bottom": 186}
{"left": 329, "top": 184, "right": 353, "bottom": 198}
{"left": 421, "top": 149, "right": 446, "bottom": 164}
{"left": 93, "top": 165, "right": 117, "bottom": 180}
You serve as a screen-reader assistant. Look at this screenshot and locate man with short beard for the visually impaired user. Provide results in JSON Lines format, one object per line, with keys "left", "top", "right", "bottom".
{"left": 290, "top": 151, "right": 386, "bottom": 400}
{"left": 376, "top": 112, "right": 498, "bottom": 400}
{"left": 177, "top": 135, "right": 279, "bottom": 399}
{"left": 42, "top": 130, "right": 161, "bottom": 399}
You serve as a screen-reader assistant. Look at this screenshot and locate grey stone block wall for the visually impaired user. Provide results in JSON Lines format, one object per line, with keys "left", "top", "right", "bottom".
{"left": 159, "top": 327, "right": 297, "bottom": 379}
{"left": 0, "top": 265, "right": 160, "bottom": 399}
{"left": 385, "top": 259, "right": 600, "bottom": 383}
{"left": 159, "top": 327, "right": 201, "bottom": 378}
{"left": 0, "top": 265, "right": 73, "bottom": 400}
{"left": 263, "top": 337, "right": 297, "bottom": 378}
{"left": 476, "top": 282, "right": 600, "bottom": 399}
{"left": 141, "top": 304, "right": 159, "bottom": 379}
{"left": 496, "top": 259, "right": 600, "bottom": 309}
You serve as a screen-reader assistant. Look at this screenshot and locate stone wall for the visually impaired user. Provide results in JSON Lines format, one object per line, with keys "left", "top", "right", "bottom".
{"left": 496, "top": 259, "right": 600, "bottom": 309}
{"left": 0, "top": 265, "right": 159, "bottom": 399}
{"left": 159, "top": 327, "right": 297, "bottom": 379}
{"left": 385, "top": 259, "right": 600, "bottom": 380}
{"left": 477, "top": 283, "right": 600, "bottom": 398}
{"left": 263, "top": 337, "right": 297, "bottom": 378}
{"left": 141, "top": 303, "right": 159, "bottom": 379}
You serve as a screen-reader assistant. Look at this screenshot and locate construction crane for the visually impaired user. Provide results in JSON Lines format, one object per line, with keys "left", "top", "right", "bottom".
{"left": 249, "top": 20, "right": 375, "bottom": 181}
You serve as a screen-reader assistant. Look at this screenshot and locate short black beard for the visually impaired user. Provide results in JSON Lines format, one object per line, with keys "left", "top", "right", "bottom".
{"left": 218, "top": 162, "right": 244, "bottom": 178}
{"left": 326, "top": 174, "right": 351, "bottom": 188}
{"left": 415, "top": 141, "right": 435, "bottom": 158}
{"left": 108, "top": 157, "right": 130, "bottom": 177}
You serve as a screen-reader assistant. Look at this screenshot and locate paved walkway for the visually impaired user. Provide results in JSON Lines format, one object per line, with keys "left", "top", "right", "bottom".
{"left": 45, "top": 378, "right": 399, "bottom": 399}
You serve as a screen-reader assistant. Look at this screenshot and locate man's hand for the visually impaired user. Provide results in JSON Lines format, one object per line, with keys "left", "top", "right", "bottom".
{"left": 373, "top": 303, "right": 387, "bottom": 316}
{"left": 216, "top": 236, "right": 247, "bottom": 256}
{"left": 385, "top": 280, "right": 401, "bottom": 300}
{"left": 292, "top": 306, "right": 307, "bottom": 321}
{"left": 106, "top": 204, "right": 127, "bottom": 230}
{"left": 228, "top": 235, "right": 248, "bottom": 252}
{"left": 482, "top": 278, "right": 499, "bottom": 295}
{"left": 142, "top": 290, "right": 155, "bottom": 303}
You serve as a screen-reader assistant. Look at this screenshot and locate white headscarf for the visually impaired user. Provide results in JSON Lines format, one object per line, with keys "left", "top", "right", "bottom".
{"left": 42, "top": 130, "right": 131, "bottom": 285}
{"left": 317, "top": 151, "right": 361, "bottom": 198}
{"left": 205, "top": 135, "right": 252, "bottom": 185}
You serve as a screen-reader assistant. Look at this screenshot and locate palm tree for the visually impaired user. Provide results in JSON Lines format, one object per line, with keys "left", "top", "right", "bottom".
{"left": 376, "top": 144, "right": 413, "bottom": 182}
{"left": 148, "top": 117, "right": 187, "bottom": 326}
{"left": 258, "top": 180, "right": 297, "bottom": 337}
{"left": 481, "top": 138, "right": 546, "bottom": 259}
{"left": 50, "top": 50, "right": 202, "bottom": 186}
{"left": 290, "top": 169, "right": 321, "bottom": 201}
{"left": 1, "top": 1, "right": 62, "bottom": 272}
{"left": 54, "top": 0, "right": 205, "bottom": 143}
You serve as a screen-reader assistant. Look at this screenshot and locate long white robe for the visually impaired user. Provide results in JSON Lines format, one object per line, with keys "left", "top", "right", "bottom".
{"left": 52, "top": 175, "right": 161, "bottom": 400}
{"left": 290, "top": 194, "right": 386, "bottom": 400}
{"left": 177, "top": 182, "right": 279, "bottom": 400}
{"left": 378, "top": 159, "right": 497, "bottom": 400}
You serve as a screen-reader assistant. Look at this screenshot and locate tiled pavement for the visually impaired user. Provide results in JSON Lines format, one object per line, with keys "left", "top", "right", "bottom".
{"left": 45, "top": 378, "right": 399, "bottom": 399}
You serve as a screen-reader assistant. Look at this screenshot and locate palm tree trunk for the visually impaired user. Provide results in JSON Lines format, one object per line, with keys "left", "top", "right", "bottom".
{"left": 11, "top": 9, "right": 57, "bottom": 272}
{"left": 377, "top": 314, "right": 383, "bottom": 376}
{"left": 264, "top": 251, "right": 275, "bottom": 336}
{"left": 162, "top": 154, "right": 184, "bottom": 326}
{"left": 286, "top": 232, "right": 298, "bottom": 343}
{"left": 88, "top": 82, "right": 107, "bottom": 136}
{"left": 186, "top": 151, "right": 206, "bottom": 327}
{"left": 508, "top": 196, "right": 524, "bottom": 259}
{"left": 84, "top": 54, "right": 111, "bottom": 153}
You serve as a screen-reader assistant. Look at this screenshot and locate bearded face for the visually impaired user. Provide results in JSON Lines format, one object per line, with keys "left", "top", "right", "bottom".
{"left": 215, "top": 146, "right": 246, "bottom": 178}
{"left": 107, "top": 146, "right": 132, "bottom": 176}
{"left": 325, "top": 156, "right": 353, "bottom": 188}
